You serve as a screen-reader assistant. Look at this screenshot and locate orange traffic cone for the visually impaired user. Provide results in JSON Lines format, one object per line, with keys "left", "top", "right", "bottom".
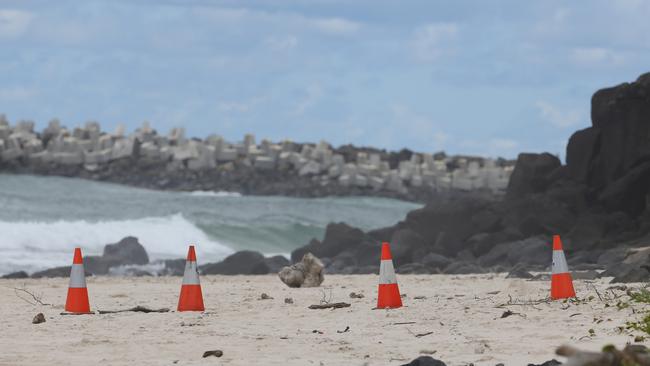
{"left": 65, "top": 247, "right": 91, "bottom": 313}
{"left": 551, "top": 235, "right": 576, "bottom": 300}
{"left": 377, "top": 242, "right": 402, "bottom": 309}
{"left": 177, "top": 245, "right": 205, "bottom": 312}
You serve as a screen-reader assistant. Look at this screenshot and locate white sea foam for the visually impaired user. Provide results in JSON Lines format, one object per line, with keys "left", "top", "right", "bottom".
{"left": 188, "top": 191, "right": 242, "bottom": 198}
{"left": 0, "top": 214, "right": 233, "bottom": 274}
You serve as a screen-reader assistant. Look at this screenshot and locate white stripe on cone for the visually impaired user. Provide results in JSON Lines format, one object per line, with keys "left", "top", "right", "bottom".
{"left": 379, "top": 259, "right": 397, "bottom": 284}
{"left": 552, "top": 250, "right": 569, "bottom": 274}
{"left": 69, "top": 263, "right": 87, "bottom": 288}
{"left": 182, "top": 261, "right": 200, "bottom": 285}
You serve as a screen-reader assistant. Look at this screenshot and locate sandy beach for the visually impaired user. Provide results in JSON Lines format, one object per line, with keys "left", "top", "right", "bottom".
{"left": 0, "top": 274, "right": 643, "bottom": 365}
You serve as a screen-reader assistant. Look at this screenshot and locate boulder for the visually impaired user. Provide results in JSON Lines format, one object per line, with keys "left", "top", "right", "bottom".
{"left": 291, "top": 222, "right": 372, "bottom": 263}
{"left": 396, "top": 263, "right": 432, "bottom": 274}
{"left": 506, "top": 264, "right": 534, "bottom": 279}
{"left": 278, "top": 253, "right": 324, "bottom": 288}
{"left": 31, "top": 266, "right": 72, "bottom": 278}
{"left": 506, "top": 153, "right": 561, "bottom": 197}
{"left": 1, "top": 271, "right": 29, "bottom": 279}
{"left": 160, "top": 258, "right": 186, "bottom": 276}
{"left": 400, "top": 356, "right": 447, "bottom": 366}
{"left": 200, "top": 251, "right": 266, "bottom": 275}
{"left": 103, "top": 236, "right": 149, "bottom": 266}
{"left": 565, "top": 127, "right": 600, "bottom": 183}
{"left": 443, "top": 261, "right": 486, "bottom": 274}
{"left": 420, "top": 253, "right": 452, "bottom": 271}
{"left": 478, "top": 236, "right": 549, "bottom": 268}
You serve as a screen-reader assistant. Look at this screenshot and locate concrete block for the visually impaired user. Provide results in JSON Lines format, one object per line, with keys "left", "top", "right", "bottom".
{"left": 140, "top": 142, "right": 161, "bottom": 159}
{"left": 355, "top": 174, "right": 368, "bottom": 187}
{"left": 113, "top": 124, "right": 126, "bottom": 138}
{"left": 0, "top": 139, "right": 4, "bottom": 151}
{"left": 15, "top": 120, "right": 34, "bottom": 133}
{"left": 328, "top": 164, "right": 341, "bottom": 178}
{"left": 111, "top": 138, "right": 135, "bottom": 160}
{"left": 356, "top": 152, "right": 368, "bottom": 164}
{"left": 244, "top": 133, "right": 256, "bottom": 148}
{"left": 1, "top": 148, "right": 22, "bottom": 161}
{"left": 217, "top": 148, "right": 237, "bottom": 162}
{"left": 369, "top": 153, "right": 381, "bottom": 168}
{"left": 23, "top": 139, "right": 43, "bottom": 154}
{"left": 411, "top": 175, "right": 423, "bottom": 187}
{"left": 0, "top": 114, "right": 7, "bottom": 126}
{"left": 84, "top": 149, "right": 112, "bottom": 164}
{"left": 97, "top": 135, "right": 113, "bottom": 150}
{"left": 299, "top": 161, "right": 321, "bottom": 176}
{"left": 172, "top": 142, "right": 200, "bottom": 161}
{"left": 338, "top": 174, "right": 351, "bottom": 187}
{"left": 0, "top": 125, "right": 10, "bottom": 140}
{"left": 53, "top": 151, "right": 83, "bottom": 165}
{"left": 254, "top": 156, "right": 276, "bottom": 170}
{"left": 369, "top": 176, "right": 385, "bottom": 190}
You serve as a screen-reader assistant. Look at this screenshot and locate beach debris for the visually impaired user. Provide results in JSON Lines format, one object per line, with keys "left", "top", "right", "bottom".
{"left": 312, "top": 329, "right": 323, "bottom": 334}
{"left": 308, "top": 302, "right": 350, "bottom": 310}
{"left": 527, "top": 361, "right": 560, "bottom": 366}
{"left": 10, "top": 284, "right": 51, "bottom": 306}
{"left": 32, "top": 313, "right": 46, "bottom": 324}
{"left": 393, "top": 321, "right": 417, "bottom": 325}
{"left": 413, "top": 295, "right": 427, "bottom": 300}
{"left": 400, "top": 356, "right": 447, "bottom": 366}
{"left": 284, "top": 297, "right": 294, "bottom": 304}
{"left": 278, "top": 253, "right": 324, "bottom": 288}
{"left": 349, "top": 292, "right": 365, "bottom": 299}
{"left": 557, "top": 344, "right": 650, "bottom": 365}
{"left": 419, "top": 350, "right": 437, "bottom": 355}
{"left": 97, "top": 306, "right": 170, "bottom": 314}
{"left": 337, "top": 326, "right": 350, "bottom": 333}
{"left": 377, "top": 242, "right": 403, "bottom": 309}
{"left": 177, "top": 246, "right": 205, "bottom": 312}
{"left": 501, "top": 310, "right": 515, "bottom": 318}
{"left": 65, "top": 248, "right": 92, "bottom": 314}
{"left": 260, "top": 293, "right": 273, "bottom": 300}
{"left": 202, "top": 350, "right": 223, "bottom": 358}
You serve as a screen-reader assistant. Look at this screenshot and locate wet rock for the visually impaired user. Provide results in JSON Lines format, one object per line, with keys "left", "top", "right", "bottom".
{"left": 506, "top": 264, "right": 534, "bottom": 279}
{"left": 420, "top": 253, "right": 452, "bottom": 271}
{"left": 278, "top": 253, "right": 324, "bottom": 288}
{"left": 2, "top": 271, "right": 29, "bottom": 279}
{"left": 31, "top": 266, "right": 71, "bottom": 278}
{"left": 507, "top": 153, "right": 561, "bottom": 198}
{"left": 571, "top": 270, "right": 599, "bottom": 280}
{"left": 32, "top": 313, "right": 45, "bottom": 324}
{"left": 291, "top": 222, "right": 373, "bottom": 263}
{"left": 161, "top": 258, "right": 186, "bottom": 276}
{"left": 397, "top": 263, "right": 433, "bottom": 274}
{"left": 200, "top": 251, "right": 266, "bottom": 275}
{"left": 401, "top": 356, "right": 447, "bottom": 366}
{"left": 443, "top": 262, "right": 486, "bottom": 274}
{"left": 526, "top": 360, "right": 560, "bottom": 366}
{"left": 103, "top": 236, "right": 149, "bottom": 266}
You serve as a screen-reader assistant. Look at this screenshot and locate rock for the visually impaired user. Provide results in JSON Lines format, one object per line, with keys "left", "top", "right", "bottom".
{"left": 1, "top": 271, "right": 29, "bottom": 279}
{"left": 278, "top": 253, "right": 324, "bottom": 288}
{"left": 291, "top": 222, "right": 373, "bottom": 263}
{"left": 251, "top": 255, "right": 290, "bottom": 275}
{"left": 565, "top": 127, "right": 600, "bottom": 183}
{"left": 161, "top": 258, "right": 186, "bottom": 276}
{"left": 606, "top": 264, "right": 650, "bottom": 283}
{"left": 397, "top": 263, "right": 433, "bottom": 274}
{"left": 260, "top": 293, "right": 272, "bottom": 300}
{"left": 201, "top": 251, "right": 266, "bottom": 275}
{"left": 401, "top": 356, "right": 447, "bottom": 366}
{"left": 507, "top": 153, "right": 561, "bottom": 197}
{"left": 443, "top": 261, "right": 486, "bottom": 274}
{"left": 506, "top": 264, "right": 534, "bottom": 279}
{"left": 31, "top": 266, "right": 71, "bottom": 278}
{"left": 103, "top": 236, "right": 149, "bottom": 266}
{"left": 526, "top": 360, "right": 561, "bottom": 366}
{"left": 420, "top": 253, "right": 452, "bottom": 271}
{"left": 572, "top": 270, "right": 599, "bottom": 280}
{"left": 202, "top": 350, "right": 223, "bottom": 358}
{"left": 284, "top": 297, "right": 293, "bottom": 304}
{"left": 32, "top": 313, "right": 46, "bottom": 324}
{"left": 478, "top": 236, "right": 549, "bottom": 268}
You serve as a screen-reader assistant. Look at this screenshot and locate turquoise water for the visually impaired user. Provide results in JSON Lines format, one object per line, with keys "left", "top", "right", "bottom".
{"left": 0, "top": 174, "right": 421, "bottom": 274}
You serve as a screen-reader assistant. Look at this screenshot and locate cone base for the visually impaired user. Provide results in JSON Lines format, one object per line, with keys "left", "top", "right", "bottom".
{"left": 65, "top": 287, "right": 91, "bottom": 313}
{"left": 178, "top": 284, "right": 205, "bottom": 312}
{"left": 377, "top": 283, "right": 402, "bottom": 309}
{"left": 551, "top": 272, "right": 576, "bottom": 299}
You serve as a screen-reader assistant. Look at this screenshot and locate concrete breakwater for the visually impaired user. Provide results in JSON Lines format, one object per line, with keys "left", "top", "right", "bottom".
{"left": 0, "top": 115, "right": 513, "bottom": 200}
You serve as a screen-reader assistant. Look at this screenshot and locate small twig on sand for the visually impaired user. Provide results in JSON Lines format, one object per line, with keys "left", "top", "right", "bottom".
{"left": 308, "top": 302, "right": 350, "bottom": 310}
{"left": 393, "top": 321, "right": 417, "bottom": 325}
{"left": 8, "top": 284, "right": 52, "bottom": 306}
{"left": 320, "top": 288, "right": 333, "bottom": 305}
{"left": 337, "top": 326, "right": 350, "bottom": 333}
{"left": 496, "top": 295, "right": 550, "bottom": 309}
{"left": 97, "top": 306, "right": 170, "bottom": 314}
{"left": 406, "top": 328, "right": 433, "bottom": 338}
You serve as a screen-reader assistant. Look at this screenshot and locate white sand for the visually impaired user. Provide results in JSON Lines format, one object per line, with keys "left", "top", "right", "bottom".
{"left": 0, "top": 274, "right": 643, "bottom": 365}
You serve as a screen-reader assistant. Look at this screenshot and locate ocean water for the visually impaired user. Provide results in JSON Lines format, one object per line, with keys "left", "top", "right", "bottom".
{"left": 0, "top": 174, "right": 421, "bottom": 275}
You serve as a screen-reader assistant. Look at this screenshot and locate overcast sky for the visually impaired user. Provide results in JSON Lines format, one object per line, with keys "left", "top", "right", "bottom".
{"left": 1, "top": 0, "right": 649, "bottom": 159}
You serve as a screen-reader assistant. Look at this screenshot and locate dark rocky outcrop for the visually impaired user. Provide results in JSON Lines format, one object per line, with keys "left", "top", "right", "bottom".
{"left": 290, "top": 73, "right": 650, "bottom": 280}
{"left": 1, "top": 271, "right": 29, "bottom": 279}
{"left": 199, "top": 251, "right": 289, "bottom": 275}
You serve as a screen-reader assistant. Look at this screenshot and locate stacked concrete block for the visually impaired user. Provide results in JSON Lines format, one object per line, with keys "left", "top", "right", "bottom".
{"left": 113, "top": 124, "right": 126, "bottom": 138}
{"left": 217, "top": 147, "right": 237, "bottom": 162}
{"left": 254, "top": 156, "right": 276, "bottom": 170}
{"left": 84, "top": 149, "right": 112, "bottom": 164}
{"left": 111, "top": 137, "right": 135, "bottom": 160}
{"left": 299, "top": 160, "right": 321, "bottom": 176}
{"left": 187, "top": 144, "right": 216, "bottom": 170}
